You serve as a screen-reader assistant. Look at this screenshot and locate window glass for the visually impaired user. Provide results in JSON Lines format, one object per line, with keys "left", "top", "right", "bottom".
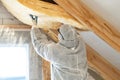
{"left": 0, "top": 45, "right": 29, "bottom": 80}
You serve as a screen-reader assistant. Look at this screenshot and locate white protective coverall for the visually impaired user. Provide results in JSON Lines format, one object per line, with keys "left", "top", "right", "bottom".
{"left": 31, "top": 24, "right": 87, "bottom": 80}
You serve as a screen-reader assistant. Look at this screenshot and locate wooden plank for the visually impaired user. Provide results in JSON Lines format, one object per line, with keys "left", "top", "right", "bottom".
{"left": 42, "top": 59, "right": 51, "bottom": 80}
{"left": 0, "top": 25, "right": 31, "bottom": 29}
{"left": 54, "top": 0, "right": 120, "bottom": 52}
{"left": 87, "top": 45, "right": 120, "bottom": 80}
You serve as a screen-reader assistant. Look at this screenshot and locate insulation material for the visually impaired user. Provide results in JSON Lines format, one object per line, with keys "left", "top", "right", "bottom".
{"left": 1, "top": 0, "right": 88, "bottom": 30}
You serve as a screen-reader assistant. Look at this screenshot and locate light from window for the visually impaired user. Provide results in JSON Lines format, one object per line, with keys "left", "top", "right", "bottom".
{"left": 0, "top": 46, "right": 29, "bottom": 80}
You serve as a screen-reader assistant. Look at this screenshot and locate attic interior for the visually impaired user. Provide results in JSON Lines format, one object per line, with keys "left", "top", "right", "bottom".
{"left": 0, "top": 0, "right": 120, "bottom": 80}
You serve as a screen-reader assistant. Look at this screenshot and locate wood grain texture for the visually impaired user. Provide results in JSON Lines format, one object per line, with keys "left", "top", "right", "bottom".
{"left": 87, "top": 45, "right": 120, "bottom": 80}
{"left": 1, "top": 0, "right": 88, "bottom": 30}
{"left": 42, "top": 59, "right": 51, "bottom": 80}
{"left": 54, "top": 0, "right": 120, "bottom": 52}
{"left": 0, "top": 25, "right": 31, "bottom": 29}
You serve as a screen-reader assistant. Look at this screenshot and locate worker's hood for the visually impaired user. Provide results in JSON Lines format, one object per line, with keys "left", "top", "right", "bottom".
{"left": 58, "top": 24, "right": 78, "bottom": 48}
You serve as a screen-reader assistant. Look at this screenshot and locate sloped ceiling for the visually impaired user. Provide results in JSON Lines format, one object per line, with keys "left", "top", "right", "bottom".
{"left": 80, "top": 0, "right": 120, "bottom": 70}
{"left": 82, "top": 0, "right": 120, "bottom": 32}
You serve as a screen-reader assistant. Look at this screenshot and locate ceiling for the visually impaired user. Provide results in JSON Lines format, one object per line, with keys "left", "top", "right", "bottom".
{"left": 82, "top": 0, "right": 120, "bottom": 32}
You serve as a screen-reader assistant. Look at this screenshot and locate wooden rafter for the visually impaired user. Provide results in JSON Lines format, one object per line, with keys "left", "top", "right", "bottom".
{"left": 54, "top": 0, "right": 120, "bottom": 53}
{"left": 87, "top": 45, "right": 120, "bottom": 80}
{"left": 0, "top": 25, "right": 31, "bottom": 29}
{"left": 1, "top": 23, "right": 120, "bottom": 80}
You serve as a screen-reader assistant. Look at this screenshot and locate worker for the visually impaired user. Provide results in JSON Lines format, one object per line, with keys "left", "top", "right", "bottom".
{"left": 30, "top": 18, "right": 88, "bottom": 80}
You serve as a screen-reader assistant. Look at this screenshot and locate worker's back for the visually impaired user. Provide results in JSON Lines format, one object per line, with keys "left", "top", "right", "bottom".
{"left": 31, "top": 24, "right": 88, "bottom": 80}
{"left": 47, "top": 36, "right": 87, "bottom": 80}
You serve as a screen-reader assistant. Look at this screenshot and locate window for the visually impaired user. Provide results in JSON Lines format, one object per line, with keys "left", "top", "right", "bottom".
{"left": 0, "top": 45, "right": 29, "bottom": 80}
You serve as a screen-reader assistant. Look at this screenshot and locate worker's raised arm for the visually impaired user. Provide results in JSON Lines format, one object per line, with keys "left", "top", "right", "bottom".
{"left": 31, "top": 27, "right": 54, "bottom": 61}
{"left": 30, "top": 14, "right": 54, "bottom": 61}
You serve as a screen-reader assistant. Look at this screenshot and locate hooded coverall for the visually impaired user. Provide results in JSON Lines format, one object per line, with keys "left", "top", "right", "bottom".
{"left": 31, "top": 24, "right": 87, "bottom": 80}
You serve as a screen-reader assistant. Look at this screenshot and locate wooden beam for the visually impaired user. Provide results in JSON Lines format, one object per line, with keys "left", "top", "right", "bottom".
{"left": 42, "top": 59, "right": 51, "bottom": 80}
{"left": 87, "top": 45, "right": 120, "bottom": 80}
{"left": 54, "top": 0, "right": 120, "bottom": 52}
{"left": 0, "top": 25, "right": 31, "bottom": 29}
